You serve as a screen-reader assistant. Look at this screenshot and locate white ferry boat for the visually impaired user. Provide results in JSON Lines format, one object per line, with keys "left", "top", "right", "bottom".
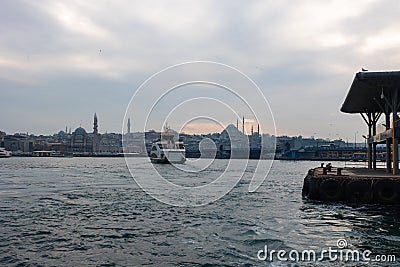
{"left": 0, "top": 147, "right": 12, "bottom": 158}
{"left": 149, "top": 126, "right": 186, "bottom": 164}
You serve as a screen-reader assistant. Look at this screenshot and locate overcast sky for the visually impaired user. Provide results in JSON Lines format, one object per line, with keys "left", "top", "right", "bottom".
{"left": 1, "top": 0, "right": 400, "bottom": 141}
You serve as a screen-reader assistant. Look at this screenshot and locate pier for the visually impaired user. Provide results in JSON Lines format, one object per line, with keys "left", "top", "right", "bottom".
{"left": 303, "top": 165, "right": 400, "bottom": 204}
{"left": 303, "top": 71, "right": 400, "bottom": 204}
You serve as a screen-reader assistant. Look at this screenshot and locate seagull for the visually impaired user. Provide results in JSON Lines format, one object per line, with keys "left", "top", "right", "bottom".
{"left": 362, "top": 68, "right": 368, "bottom": 71}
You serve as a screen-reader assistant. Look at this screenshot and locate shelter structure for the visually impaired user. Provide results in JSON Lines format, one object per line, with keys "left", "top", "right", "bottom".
{"left": 341, "top": 71, "right": 400, "bottom": 174}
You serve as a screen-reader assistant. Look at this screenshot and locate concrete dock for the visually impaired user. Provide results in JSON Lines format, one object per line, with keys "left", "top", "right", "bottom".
{"left": 302, "top": 165, "right": 400, "bottom": 204}
{"left": 313, "top": 166, "right": 400, "bottom": 179}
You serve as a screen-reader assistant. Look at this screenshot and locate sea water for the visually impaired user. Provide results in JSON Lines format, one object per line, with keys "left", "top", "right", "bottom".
{"left": 0, "top": 157, "right": 399, "bottom": 266}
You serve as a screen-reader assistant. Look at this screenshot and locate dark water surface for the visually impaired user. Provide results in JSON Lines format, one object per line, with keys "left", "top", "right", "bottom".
{"left": 0, "top": 158, "right": 399, "bottom": 266}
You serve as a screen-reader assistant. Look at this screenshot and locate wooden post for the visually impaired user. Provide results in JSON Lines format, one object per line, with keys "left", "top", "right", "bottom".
{"left": 368, "top": 113, "right": 372, "bottom": 169}
{"left": 373, "top": 116, "right": 377, "bottom": 170}
{"left": 386, "top": 113, "right": 392, "bottom": 173}
{"left": 392, "top": 90, "right": 399, "bottom": 175}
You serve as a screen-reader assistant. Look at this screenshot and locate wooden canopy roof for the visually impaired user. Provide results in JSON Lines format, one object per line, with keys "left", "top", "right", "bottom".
{"left": 341, "top": 71, "right": 400, "bottom": 114}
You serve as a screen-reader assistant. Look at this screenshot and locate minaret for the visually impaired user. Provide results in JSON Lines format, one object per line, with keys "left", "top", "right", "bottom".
{"left": 257, "top": 124, "right": 260, "bottom": 135}
{"left": 236, "top": 119, "right": 239, "bottom": 130}
{"left": 65, "top": 126, "right": 68, "bottom": 133}
{"left": 127, "top": 118, "right": 131, "bottom": 134}
{"left": 93, "top": 113, "right": 99, "bottom": 154}
{"left": 93, "top": 113, "right": 98, "bottom": 134}
{"left": 251, "top": 125, "right": 254, "bottom": 135}
{"left": 242, "top": 116, "right": 245, "bottom": 134}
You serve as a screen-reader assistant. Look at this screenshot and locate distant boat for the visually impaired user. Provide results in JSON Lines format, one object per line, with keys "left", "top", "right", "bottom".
{"left": 0, "top": 147, "right": 12, "bottom": 158}
{"left": 149, "top": 126, "right": 185, "bottom": 164}
{"left": 119, "top": 152, "right": 143, "bottom": 157}
{"left": 32, "top": 151, "right": 71, "bottom": 157}
{"left": 50, "top": 151, "right": 65, "bottom": 157}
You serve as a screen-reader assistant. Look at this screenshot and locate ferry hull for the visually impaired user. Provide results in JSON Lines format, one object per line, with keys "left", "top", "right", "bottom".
{"left": 150, "top": 157, "right": 170, "bottom": 164}
{"left": 165, "top": 151, "right": 186, "bottom": 164}
{"left": 150, "top": 152, "right": 186, "bottom": 164}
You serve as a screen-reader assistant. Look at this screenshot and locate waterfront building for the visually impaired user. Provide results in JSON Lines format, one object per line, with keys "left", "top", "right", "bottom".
{"left": 70, "top": 126, "right": 94, "bottom": 154}
{"left": 123, "top": 132, "right": 146, "bottom": 154}
{"left": 69, "top": 113, "right": 122, "bottom": 155}
{"left": 248, "top": 125, "right": 261, "bottom": 150}
{"left": 1, "top": 133, "right": 33, "bottom": 155}
{"left": 97, "top": 133, "right": 122, "bottom": 154}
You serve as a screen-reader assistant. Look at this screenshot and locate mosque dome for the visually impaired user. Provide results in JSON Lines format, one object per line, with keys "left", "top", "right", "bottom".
{"left": 221, "top": 124, "right": 241, "bottom": 136}
{"left": 74, "top": 127, "right": 87, "bottom": 134}
{"left": 225, "top": 124, "right": 238, "bottom": 131}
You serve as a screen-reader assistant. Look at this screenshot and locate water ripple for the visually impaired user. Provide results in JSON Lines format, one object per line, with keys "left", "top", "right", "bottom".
{"left": 0, "top": 158, "right": 399, "bottom": 266}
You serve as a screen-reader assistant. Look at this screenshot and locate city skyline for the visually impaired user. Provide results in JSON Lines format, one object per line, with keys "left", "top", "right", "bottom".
{"left": 1, "top": 113, "right": 359, "bottom": 142}
{"left": 2, "top": 113, "right": 263, "bottom": 136}
{"left": 1, "top": 1, "right": 400, "bottom": 140}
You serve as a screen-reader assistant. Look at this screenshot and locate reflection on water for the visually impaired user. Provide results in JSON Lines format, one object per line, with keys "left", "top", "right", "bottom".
{"left": 0, "top": 158, "right": 399, "bottom": 266}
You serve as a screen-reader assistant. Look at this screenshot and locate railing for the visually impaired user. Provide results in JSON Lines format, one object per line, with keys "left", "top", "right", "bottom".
{"left": 157, "top": 141, "right": 184, "bottom": 150}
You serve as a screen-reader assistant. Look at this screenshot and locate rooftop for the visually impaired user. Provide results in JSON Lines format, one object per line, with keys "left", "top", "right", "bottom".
{"left": 341, "top": 71, "right": 400, "bottom": 114}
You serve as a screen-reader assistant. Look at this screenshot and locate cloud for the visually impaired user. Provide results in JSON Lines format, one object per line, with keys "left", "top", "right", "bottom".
{"left": 43, "top": 2, "right": 109, "bottom": 38}
{"left": 0, "top": 0, "right": 399, "bottom": 140}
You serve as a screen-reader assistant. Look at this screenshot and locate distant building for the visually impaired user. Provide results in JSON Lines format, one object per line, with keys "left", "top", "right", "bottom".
{"left": 97, "top": 133, "right": 122, "bottom": 154}
{"left": 219, "top": 124, "right": 247, "bottom": 152}
{"left": 180, "top": 121, "right": 263, "bottom": 159}
{"left": 70, "top": 126, "right": 93, "bottom": 154}
{"left": 123, "top": 132, "right": 146, "bottom": 154}
{"left": 69, "top": 113, "right": 122, "bottom": 155}
{"left": 1, "top": 133, "right": 33, "bottom": 154}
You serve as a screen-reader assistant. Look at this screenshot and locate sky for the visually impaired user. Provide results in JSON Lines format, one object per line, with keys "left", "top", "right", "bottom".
{"left": 1, "top": 0, "right": 400, "bottom": 141}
